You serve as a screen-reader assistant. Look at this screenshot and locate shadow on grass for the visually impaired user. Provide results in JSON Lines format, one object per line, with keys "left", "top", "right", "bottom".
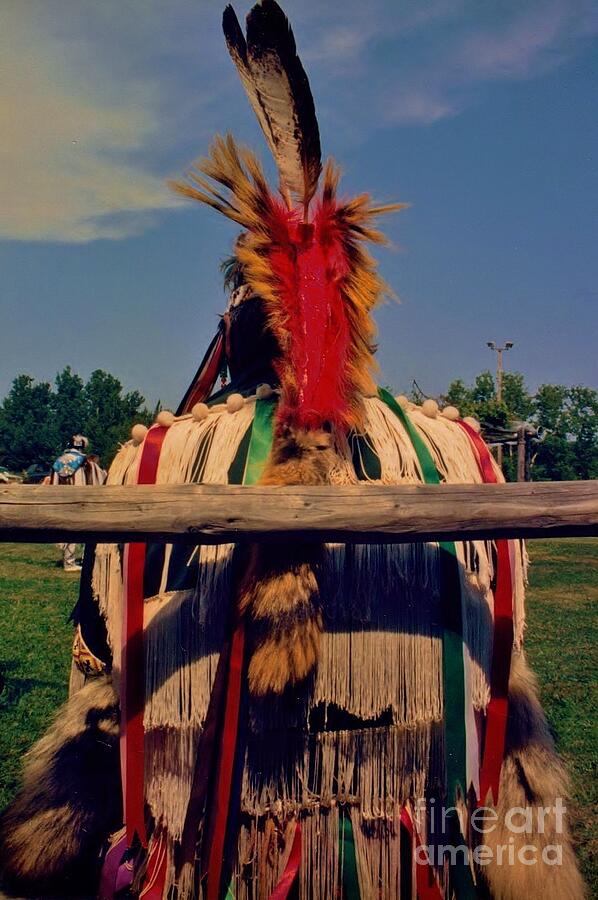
{"left": 0, "top": 662, "right": 61, "bottom": 707}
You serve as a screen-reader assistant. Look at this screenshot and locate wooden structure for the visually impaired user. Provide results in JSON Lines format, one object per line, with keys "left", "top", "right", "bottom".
{"left": 1, "top": 480, "right": 597, "bottom": 545}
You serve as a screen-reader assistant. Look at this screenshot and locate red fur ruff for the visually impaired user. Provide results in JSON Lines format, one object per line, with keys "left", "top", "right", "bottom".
{"left": 266, "top": 200, "right": 353, "bottom": 430}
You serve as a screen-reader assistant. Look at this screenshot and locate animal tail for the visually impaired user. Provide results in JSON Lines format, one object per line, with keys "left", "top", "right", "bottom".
{"left": 480, "top": 652, "right": 586, "bottom": 900}
{"left": 240, "top": 424, "right": 333, "bottom": 695}
{"left": 0, "top": 675, "right": 121, "bottom": 898}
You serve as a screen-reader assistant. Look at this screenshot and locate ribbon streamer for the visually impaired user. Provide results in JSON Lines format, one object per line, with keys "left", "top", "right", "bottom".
{"left": 177, "top": 326, "right": 226, "bottom": 415}
{"left": 121, "top": 425, "right": 169, "bottom": 848}
{"left": 378, "top": 390, "right": 468, "bottom": 799}
{"left": 269, "top": 822, "right": 302, "bottom": 900}
{"left": 339, "top": 815, "right": 361, "bottom": 900}
{"left": 379, "top": 391, "right": 479, "bottom": 899}
{"left": 400, "top": 806, "right": 444, "bottom": 900}
{"left": 458, "top": 420, "right": 514, "bottom": 805}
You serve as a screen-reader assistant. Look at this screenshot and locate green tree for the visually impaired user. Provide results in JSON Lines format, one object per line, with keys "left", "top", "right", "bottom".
{"left": 532, "top": 434, "right": 577, "bottom": 482}
{"left": 562, "top": 386, "right": 598, "bottom": 479}
{"left": 440, "top": 372, "right": 598, "bottom": 481}
{"left": 52, "top": 366, "right": 87, "bottom": 451}
{"left": 83, "top": 369, "right": 151, "bottom": 465}
{"left": 533, "top": 384, "right": 598, "bottom": 481}
{"left": 443, "top": 379, "right": 475, "bottom": 417}
{"left": 471, "top": 371, "right": 496, "bottom": 405}
{"left": 0, "top": 375, "right": 59, "bottom": 471}
{"left": 442, "top": 370, "right": 535, "bottom": 430}
{"left": 534, "top": 384, "right": 568, "bottom": 431}
{"left": 0, "top": 367, "right": 154, "bottom": 472}
{"left": 502, "top": 372, "right": 534, "bottom": 421}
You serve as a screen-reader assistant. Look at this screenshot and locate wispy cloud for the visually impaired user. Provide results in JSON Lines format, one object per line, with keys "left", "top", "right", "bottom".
{"left": 377, "top": 0, "right": 598, "bottom": 127}
{"left": 299, "top": 0, "right": 464, "bottom": 68}
{"left": 458, "top": 4, "right": 571, "bottom": 79}
{"left": 0, "top": 4, "right": 181, "bottom": 243}
{"left": 3, "top": 0, "right": 597, "bottom": 244}
{"left": 384, "top": 88, "right": 460, "bottom": 126}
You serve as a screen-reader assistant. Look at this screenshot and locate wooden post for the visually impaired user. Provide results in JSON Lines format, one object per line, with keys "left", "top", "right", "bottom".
{"left": 517, "top": 426, "right": 526, "bottom": 482}
{"left": 1, "top": 481, "right": 597, "bottom": 545}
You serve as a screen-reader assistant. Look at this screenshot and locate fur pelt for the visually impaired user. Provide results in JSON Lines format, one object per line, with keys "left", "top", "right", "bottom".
{"left": 0, "top": 643, "right": 586, "bottom": 899}
{"left": 239, "top": 424, "right": 334, "bottom": 694}
{"left": 0, "top": 676, "right": 121, "bottom": 899}
{"left": 479, "top": 652, "right": 586, "bottom": 900}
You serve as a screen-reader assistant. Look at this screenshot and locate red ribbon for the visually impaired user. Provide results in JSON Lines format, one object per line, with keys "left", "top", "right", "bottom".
{"left": 140, "top": 831, "right": 169, "bottom": 899}
{"left": 457, "top": 420, "right": 514, "bottom": 805}
{"left": 400, "top": 807, "right": 444, "bottom": 900}
{"left": 205, "top": 621, "right": 246, "bottom": 900}
{"left": 178, "top": 331, "right": 225, "bottom": 415}
{"left": 121, "top": 425, "right": 168, "bottom": 848}
{"left": 269, "top": 823, "right": 302, "bottom": 900}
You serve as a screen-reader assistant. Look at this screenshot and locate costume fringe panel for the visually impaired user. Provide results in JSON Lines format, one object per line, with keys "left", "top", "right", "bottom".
{"left": 91, "top": 394, "right": 527, "bottom": 899}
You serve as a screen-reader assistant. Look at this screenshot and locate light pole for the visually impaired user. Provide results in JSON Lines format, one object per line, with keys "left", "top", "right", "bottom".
{"left": 486, "top": 340, "right": 514, "bottom": 466}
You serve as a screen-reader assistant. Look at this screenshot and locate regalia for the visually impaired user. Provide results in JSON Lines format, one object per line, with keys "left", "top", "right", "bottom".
{"left": 0, "top": 4, "right": 584, "bottom": 900}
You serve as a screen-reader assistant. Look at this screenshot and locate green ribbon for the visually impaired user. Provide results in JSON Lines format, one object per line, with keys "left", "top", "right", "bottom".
{"left": 377, "top": 388, "right": 439, "bottom": 485}
{"left": 227, "top": 425, "right": 253, "bottom": 485}
{"left": 378, "top": 389, "right": 478, "bottom": 898}
{"left": 339, "top": 814, "right": 360, "bottom": 900}
{"left": 243, "top": 397, "right": 277, "bottom": 485}
{"left": 351, "top": 432, "right": 382, "bottom": 481}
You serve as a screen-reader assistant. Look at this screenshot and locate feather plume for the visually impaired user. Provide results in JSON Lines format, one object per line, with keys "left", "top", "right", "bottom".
{"left": 223, "top": 1, "right": 321, "bottom": 213}
{"left": 171, "top": 137, "right": 407, "bottom": 430}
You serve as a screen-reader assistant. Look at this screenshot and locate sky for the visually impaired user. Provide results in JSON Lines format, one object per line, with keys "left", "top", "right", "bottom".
{"left": 1, "top": 0, "right": 597, "bottom": 410}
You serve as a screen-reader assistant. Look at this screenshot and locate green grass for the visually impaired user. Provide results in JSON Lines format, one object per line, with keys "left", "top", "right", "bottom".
{"left": 0, "top": 544, "right": 78, "bottom": 809}
{"left": 523, "top": 538, "right": 598, "bottom": 892}
{"left": 0, "top": 540, "right": 596, "bottom": 890}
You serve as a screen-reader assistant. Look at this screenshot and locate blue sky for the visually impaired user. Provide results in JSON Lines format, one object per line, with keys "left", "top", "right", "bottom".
{"left": 1, "top": 0, "right": 597, "bottom": 409}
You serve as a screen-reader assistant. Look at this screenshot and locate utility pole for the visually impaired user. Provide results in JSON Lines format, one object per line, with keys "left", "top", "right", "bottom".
{"left": 486, "top": 340, "right": 514, "bottom": 468}
{"left": 517, "top": 425, "right": 526, "bottom": 482}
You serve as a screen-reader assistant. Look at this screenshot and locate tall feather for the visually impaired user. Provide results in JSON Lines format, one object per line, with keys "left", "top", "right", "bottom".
{"left": 223, "top": 1, "right": 321, "bottom": 214}
{"left": 222, "top": 6, "right": 277, "bottom": 177}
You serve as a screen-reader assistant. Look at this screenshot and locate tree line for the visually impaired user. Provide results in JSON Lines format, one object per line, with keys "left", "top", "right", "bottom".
{"left": 0, "top": 368, "right": 155, "bottom": 472}
{"left": 441, "top": 371, "right": 598, "bottom": 481}
{"left": 0, "top": 366, "right": 596, "bottom": 481}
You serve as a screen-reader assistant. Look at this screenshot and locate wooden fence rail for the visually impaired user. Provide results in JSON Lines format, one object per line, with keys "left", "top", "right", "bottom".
{"left": 1, "top": 481, "right": 597, "bottom": 545}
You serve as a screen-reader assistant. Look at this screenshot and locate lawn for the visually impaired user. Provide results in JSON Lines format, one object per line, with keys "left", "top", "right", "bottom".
{"left": 0, "top": 540, "right": 596, "bottom": 891}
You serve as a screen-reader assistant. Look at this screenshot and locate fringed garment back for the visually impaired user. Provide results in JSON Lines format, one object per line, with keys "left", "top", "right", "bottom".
{"left": 90, "top": 394, "right": 527, "bottom": 899}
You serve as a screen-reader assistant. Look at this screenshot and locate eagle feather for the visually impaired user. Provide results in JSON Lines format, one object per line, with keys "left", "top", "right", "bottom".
{"left": 223, "top": 0, "right": 321, "bottom": 214}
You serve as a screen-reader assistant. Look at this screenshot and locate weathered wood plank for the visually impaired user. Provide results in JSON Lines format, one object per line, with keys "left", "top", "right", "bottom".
{"left": 1, "top": 481, "right": 597, "bottom": 544}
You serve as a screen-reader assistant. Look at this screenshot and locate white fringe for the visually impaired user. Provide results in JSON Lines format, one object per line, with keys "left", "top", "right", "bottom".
{"left": 91, "top": 395, "right": 527, "bottom": 899}
{"left": 314, "top": 543, "right": 443, "bottom": 724}
{"left": 350, "top": 805, "right": 403, "bottom": 900}
{"left": 106, "top": 439, "right": 142, "bottom": 486}
{"left": 407, "top": 410, "right": 484, "bottom": 485}
{"left": 359, "top": 399, "right": 424, "bottom": 484}
{"left": 512, "top": 539, "right": 528, "bottom": 647}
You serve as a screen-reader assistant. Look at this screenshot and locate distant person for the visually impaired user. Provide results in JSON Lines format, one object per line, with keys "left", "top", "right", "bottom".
{"left": 49, "top": 435, "right": 106, "bottom": 571}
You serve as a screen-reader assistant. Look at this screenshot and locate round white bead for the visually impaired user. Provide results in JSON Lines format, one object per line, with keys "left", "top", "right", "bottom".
{"left": 256, "top": 383, "right": 274, "bottom": 400}
{"left": 442, "top": 405, "right": 460, "bottom": 421}
{"left": 156, "top": 410, "right": 175, "bottom": 427}
{"left": 191, "top": 402, "right": 209, "bottom": 421}
{"left": 463, "top": 415, "right": 481, "bottom": 433}
{"left": 395, "top": 394, "right": 409, "bottom": 409}
{"left": 131, "top": 423, "right": 148, "bottom": 444}
{"left": 421, "top": 398, "right": 439, "bottom": 418}
{"left": 226, "top": 393, "right": 245, "bottom": 413}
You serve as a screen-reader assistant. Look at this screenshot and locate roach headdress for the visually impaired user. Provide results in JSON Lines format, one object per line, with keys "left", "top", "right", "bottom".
{"left": 172, "top": 0, "right": 405, "bottom": 433}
